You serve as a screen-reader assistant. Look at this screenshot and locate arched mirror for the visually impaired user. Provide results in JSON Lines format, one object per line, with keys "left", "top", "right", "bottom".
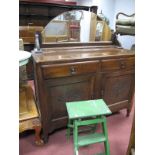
{"left": 41, "top": 10, "right": 112, "bottom": 43}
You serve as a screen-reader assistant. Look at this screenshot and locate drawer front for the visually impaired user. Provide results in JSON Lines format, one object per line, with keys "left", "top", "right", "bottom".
{"left": 101, "top": 57, "right": 135, "bottom": 72}
{"left": 42, "top": 61, "right": 99, "bottom": 79}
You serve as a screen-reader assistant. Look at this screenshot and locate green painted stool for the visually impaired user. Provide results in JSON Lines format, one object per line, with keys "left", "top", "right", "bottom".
{"left": 66, "top": 99, "right": 112, "bottom": 155}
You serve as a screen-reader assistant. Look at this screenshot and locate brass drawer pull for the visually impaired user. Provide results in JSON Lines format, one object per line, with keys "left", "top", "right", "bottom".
{"left": 70, "top": 66, "right": 77, "bottom": 75}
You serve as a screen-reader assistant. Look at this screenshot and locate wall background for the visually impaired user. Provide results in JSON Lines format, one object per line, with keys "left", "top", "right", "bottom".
{"left": 113, "top": 0, "right": 135, "bottom": 49}
{"left": 77, "top": 0, "right": 135, "bottom": 49}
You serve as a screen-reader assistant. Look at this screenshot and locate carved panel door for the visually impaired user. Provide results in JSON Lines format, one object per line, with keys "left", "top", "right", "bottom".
{"left": 44, "top": 73, "right": 96, "bottom": 132}
{"left": 100, "top": 70, "right": 134, "bottom": 115}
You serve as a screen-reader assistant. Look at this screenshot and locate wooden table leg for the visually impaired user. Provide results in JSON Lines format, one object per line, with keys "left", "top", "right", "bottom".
{"left": 19, "top": 84, "right": 44, "bottom": 145}
{"left": 34, "top": 125, "right": 44, "bottom": 145}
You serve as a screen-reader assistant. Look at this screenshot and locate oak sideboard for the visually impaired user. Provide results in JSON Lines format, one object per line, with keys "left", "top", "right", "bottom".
{"left": 33, "top": 42, "right": 135, "bottom": 142}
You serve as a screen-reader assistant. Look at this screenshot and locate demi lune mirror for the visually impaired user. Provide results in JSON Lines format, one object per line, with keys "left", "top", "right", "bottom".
{"left": 41, "top": 10, "right": 112, "bottom": 43}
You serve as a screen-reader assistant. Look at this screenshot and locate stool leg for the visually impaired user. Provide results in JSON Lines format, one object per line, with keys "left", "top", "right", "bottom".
{"left": 73, "top": 120, "right": 78, "bottom": 155}
{"left": 67, "top": 119, "right": 71, "bottom": 140}
{"left": 101, "top": 117, "right": 110, "bottom": 155}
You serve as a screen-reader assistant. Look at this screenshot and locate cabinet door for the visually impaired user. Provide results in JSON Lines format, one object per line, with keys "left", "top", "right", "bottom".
{"left": 100, "top": 70, "right": 134, "bottom": 113}
{"left": 44, "top": 74, "right": 96, "bottom": 132}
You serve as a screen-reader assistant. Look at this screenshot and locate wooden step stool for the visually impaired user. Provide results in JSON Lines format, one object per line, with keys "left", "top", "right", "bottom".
{"left": 66, "top": 99, "right": 112, "bottom": 155}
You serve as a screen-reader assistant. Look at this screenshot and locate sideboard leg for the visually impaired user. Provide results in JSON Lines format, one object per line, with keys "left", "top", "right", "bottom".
{"left": 126, "top": 109, "right": 130, "bottom": 117}
{"left": 127, "top": 94, "right": 135, "bottom": 117}
{"left": 42, "top": 132, "right": 49, "bottom": 143}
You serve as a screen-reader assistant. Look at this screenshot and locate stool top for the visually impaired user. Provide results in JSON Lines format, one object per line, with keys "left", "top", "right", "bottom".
{"left": 66, "top": 99, "right": 112, "bottom": 119}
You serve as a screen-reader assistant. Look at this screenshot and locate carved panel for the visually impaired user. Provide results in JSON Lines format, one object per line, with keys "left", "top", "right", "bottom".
{"left": 101, "top": 71, "right": 134, "bottom": 105}
{"left": 45, "top": 75, "right": 95, "bottom": 119}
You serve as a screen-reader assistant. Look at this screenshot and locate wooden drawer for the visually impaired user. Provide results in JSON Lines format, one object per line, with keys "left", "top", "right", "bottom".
{"left": 101, "top": 57, "right": 135, "bottom": 72}
{"left": 42, "top": 61, "right": 99, "bottom": 79}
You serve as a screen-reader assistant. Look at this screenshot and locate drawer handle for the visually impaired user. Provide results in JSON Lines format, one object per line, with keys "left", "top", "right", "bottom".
{"left": 70, "top": 67, "right": 77, "bottom": 75}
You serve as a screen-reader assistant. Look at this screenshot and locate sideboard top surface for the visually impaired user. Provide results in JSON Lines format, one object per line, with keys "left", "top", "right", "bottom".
{"left": 33, "top": 45, "right": 135, "bottom": 64}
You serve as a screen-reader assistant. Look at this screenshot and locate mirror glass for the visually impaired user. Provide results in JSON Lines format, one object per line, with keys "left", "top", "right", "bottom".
{"left": 41, "top": 10, "right": 112, "bottom": 43}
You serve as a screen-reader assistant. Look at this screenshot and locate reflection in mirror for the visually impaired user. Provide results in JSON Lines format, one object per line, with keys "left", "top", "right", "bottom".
{"left": 41, "top": 10, "right": 112, "bottom": 43}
